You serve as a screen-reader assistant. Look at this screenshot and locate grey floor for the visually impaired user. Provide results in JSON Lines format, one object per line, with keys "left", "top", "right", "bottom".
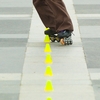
{"left": 0, "top": 0, "right": 100, "bottom": 100}
{"left": 0, "top": 0, "right": 33, "bottom": 100}
{"left": 73, "top": 0, "right": 100, "bottom": 99}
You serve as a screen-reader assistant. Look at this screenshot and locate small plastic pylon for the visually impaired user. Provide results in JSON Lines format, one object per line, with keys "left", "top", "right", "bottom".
{"left": 44, "top": 35, "right": 50, "bottom": 43}
{"left": 44, "top": 43, "right": 51, "bottom": 52}
{"left": 46, "top": 97, "right": 52, "bottom": 100}
{"left": 45, "top": 54, "right": 52, "bottom": 64}
{"left": 44, "top": 66, "right": 53, "bottom": 76}
{"left": 45, "top": 27, "right": 49, "bottom": 31}
{"left": 44, "top": 80, "right": 54, "bottom": 92}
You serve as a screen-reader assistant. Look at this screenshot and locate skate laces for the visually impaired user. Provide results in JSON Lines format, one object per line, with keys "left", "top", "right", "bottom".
{"left": 71, "top": 32, "right": 75, "bottom": 36}
{"left": 66, "top": 30, "right": 75, "bottom": 36}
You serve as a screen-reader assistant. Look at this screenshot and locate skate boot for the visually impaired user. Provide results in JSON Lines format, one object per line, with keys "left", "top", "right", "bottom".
{"left": 57, "top": 30, "right": 73, "bottom": 45}
{"left": 44, "top": 28, "right": 60, "bottom": 42}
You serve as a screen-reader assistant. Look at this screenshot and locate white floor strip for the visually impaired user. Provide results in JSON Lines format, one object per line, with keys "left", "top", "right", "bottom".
{"left": 77, "top": 14, "right": 100, "bottom": 19}
{"left": 0, "top": 34, "right": 28, "bottom": 38}
{"left": 19, "top": 1, "right": 96, "bottom": 100}
{"left": 0, "top": 74, "right": 21, "bottom": 80}
{"left": 0, "top": 14, "right": 31, "bottom": 18}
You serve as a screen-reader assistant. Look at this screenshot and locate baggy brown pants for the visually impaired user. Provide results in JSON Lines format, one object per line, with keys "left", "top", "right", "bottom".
{"left": 33, "top": 0, "right": 74, "bottom": 32}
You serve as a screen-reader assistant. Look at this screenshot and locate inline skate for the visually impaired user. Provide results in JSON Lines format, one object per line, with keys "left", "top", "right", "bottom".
{"left": 57, "top": 30, "right": 73, "bottom": 45}
{"left": 44, "top": 28, "right": 60, "bottom": 42}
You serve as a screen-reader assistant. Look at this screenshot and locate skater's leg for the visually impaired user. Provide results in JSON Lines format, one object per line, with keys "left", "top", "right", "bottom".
{"left": 33, "top": 0, "right": 74, "bottom": 45}
{"left": 57, "top": 30, "right": 73, "bottom": 45}
{"left": 45, "top": 0, "right": 74, "bottom": 45}
{"left": 33, "top": 0, "right": 73, "bottom": 32}
{"left": 45, "top": 28, "right": 60, "bottom": 42}
{"left": 33, "top": 0, "right": 59, "bottom": 42}
{"left": 45, "top": 0, "right": 74, "bottom": 32}
{"left": 33, "top": 0, "right": 56, "bottom": 31}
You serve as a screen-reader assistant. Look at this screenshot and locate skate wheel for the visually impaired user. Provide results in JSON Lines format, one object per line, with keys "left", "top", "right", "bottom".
{"left": 70, "top": 41, "right": 73, "bottom": 45}
{"left": 51, "top": 39, "right": 55, "bottom": 42}
{"left": 66, "top": 41, "right": 73, "bottom": 45}
{"left": 50, "top": 37, "right": 55, "bottom": 42}
{"left": 56, "top": 38, "right": 60, "bottom": 42}
{"left": 60, "top": 38, "right": 66, "bottom": 45}
{"left": 65, "top": 37, "right": 73, "bottom": 45}
{"left": 69, "top": 39, "right": 73, "bottom": 45}
{"left": 67, "top": 41, "right": 71, "bottom": 45}
{"left": 57, "top": 40, "right": 60, "bottom": 42}
{"left": 60, "top": 37, "right": 73, "bottom": 45}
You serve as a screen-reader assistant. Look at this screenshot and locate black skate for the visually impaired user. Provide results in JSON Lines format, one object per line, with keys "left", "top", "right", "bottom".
{"left": 57, "top": 30, "right": 73, "bottom": 45}
{"left": 44, "top": 28, "right": 60, "bottom": 42}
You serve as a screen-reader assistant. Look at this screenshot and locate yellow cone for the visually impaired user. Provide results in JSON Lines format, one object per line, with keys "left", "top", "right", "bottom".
{"left": 45, "top": 54, "right": 52, "bottom": 64}
{"left": 44, "top": 35, "right": 50, "bottom": 43}
{"left": 44, "top": 66, "right": 53, "bottom": 76}
{"left": 44, "top": 80, "right": 54, "bottom": 92}
{"left": 46, "top": 97, "right": 52, "bottom": 100}
{"left": 45, "top": 27, "right": 49, "bottom": 31}
{"left": 44, "top": 44, "right": 51, "bottom": 52}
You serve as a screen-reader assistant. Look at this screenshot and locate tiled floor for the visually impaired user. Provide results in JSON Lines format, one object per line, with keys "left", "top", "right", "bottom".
{"left": 73, "top": 0, "right": 100, "bottom": 99}
{"left": 0, "top": 0, "right": 32, "bottom": 100}
{"left": 0, "top": 0, "right": 100, "bottom": 100}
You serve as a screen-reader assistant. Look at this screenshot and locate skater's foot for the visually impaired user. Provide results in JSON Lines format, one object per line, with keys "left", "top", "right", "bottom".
{"left": 57, "top": 30, "right": 72, "bottom": 38}
{"left": 44, "top": 28, "right": 60, "bottom": 42}
{"left": 60, "top": 37, "right": 73, "bottom": 45}
{"left": 57, "top": 30, "right": 73, "bottom": 45}
{"left": 44, "top": 28, "right": 56, "bottom": 35}
{"left": 60, "top": 38, "right": 65, "bottom": 45}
